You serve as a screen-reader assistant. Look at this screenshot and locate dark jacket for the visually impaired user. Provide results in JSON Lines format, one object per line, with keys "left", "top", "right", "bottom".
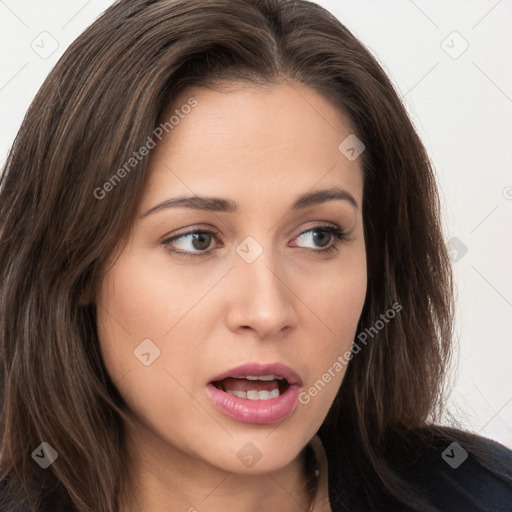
{"left": 320, "top": 426, "right": 512, "bottom": 511}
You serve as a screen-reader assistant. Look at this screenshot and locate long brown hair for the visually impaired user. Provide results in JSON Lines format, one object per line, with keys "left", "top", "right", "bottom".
{"left": 0, "top": 0, "right": 465, "bottom": 510}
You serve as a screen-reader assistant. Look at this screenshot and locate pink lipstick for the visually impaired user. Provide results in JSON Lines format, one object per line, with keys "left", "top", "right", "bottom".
{"left": 206, "top": 363, "right": 302, "bottom": 424}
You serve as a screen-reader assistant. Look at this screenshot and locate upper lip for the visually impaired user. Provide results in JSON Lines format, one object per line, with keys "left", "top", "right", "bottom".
{"left": 208, "top": 362, "right": 303, "bottom": 386}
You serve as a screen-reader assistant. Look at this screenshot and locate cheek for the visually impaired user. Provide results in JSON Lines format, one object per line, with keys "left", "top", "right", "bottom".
{"left": 95, "top": 250, "right": 222, "bottom": 397}
{"left": 96, "top": 250, "right": 205, "bottom": 350}
{"left": 95, "top": 258, "right": 204, "bottom": 433}
{"left": 97, "top": 259, "right": 176, "bottom": 338}
{"left": 304, "top": 246, "right": 367, "bottom": 345}
{"left": 297, "top": 248, "right": 366, "bottom": 409}
{"left": 95, "top": 256, "right": 167, "bottom": 385}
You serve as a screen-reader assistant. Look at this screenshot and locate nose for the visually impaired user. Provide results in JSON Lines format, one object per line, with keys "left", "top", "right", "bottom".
{"left": 225, "top": 248, "right": 299, "bottom": 339}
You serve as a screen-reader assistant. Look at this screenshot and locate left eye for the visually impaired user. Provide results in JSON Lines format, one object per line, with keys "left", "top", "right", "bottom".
{"left": 295, "top": 226, "right": 338, "bottom": 249}
{"left": 162, "top": 225, "right": 348, "bottom": 257}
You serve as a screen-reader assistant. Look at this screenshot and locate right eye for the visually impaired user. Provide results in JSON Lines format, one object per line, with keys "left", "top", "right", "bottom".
{"left": 162, "top": 229, "right": 220, "bottom": 257}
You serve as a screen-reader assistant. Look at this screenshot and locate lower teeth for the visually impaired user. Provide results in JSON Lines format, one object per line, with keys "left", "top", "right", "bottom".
{"left": 226, "top": 388, "right": 280, "bottom": 400}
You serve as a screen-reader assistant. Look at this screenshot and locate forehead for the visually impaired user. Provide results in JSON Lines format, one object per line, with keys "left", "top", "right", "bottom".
{"left": 141, "top": 82, "right": 364, "bottom": 213}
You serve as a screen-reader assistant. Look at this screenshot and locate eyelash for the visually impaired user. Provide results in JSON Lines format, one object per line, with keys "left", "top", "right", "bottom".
{"left": 161, "top": 224, "right": 349, "bottom": 258}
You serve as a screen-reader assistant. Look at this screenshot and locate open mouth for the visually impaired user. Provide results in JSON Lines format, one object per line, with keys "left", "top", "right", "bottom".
{"left": 211, "top": 375, "right": 290, "bottom": 400}
{"left": 206, "top": 363, "right": 302, "bottom": 424}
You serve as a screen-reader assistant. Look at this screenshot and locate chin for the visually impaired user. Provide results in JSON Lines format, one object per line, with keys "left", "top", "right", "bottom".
{"left": 202, "top": 426, "right": 314, "bottom": 475}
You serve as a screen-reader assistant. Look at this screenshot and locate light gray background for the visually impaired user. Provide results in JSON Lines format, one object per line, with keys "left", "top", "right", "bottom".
{"left": 1, "top": 0, "right": 511, "bottom": 448}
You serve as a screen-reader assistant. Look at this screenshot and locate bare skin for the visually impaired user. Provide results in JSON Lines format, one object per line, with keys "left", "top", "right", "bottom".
{"left": 96, "top": 81, "right": 366, "bottom": 512}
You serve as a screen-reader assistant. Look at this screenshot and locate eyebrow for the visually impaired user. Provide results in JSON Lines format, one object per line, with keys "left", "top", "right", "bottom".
{"left": 140, "top": 186, "right": 358, "bottom": 218}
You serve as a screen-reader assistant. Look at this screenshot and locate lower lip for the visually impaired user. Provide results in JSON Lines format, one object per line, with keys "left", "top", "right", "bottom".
{"left": 206, "top": 383, "right": 300, "bottom": 424}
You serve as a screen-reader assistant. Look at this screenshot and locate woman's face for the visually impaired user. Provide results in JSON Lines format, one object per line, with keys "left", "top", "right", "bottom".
{"left": 96, "top": 82, "right": 366, "bottom": 475}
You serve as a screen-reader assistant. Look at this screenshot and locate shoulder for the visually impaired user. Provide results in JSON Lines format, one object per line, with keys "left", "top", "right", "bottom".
{"left": 322, "top": 425, "right": 512, "bottom": 511}
{"left": 394, "top": 426, "right": 512, "bottom": 511}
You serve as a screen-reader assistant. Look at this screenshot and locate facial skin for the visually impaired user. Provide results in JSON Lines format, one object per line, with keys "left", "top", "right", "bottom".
{"left": 96, "top": 81, "right": 367, "bottom": 512}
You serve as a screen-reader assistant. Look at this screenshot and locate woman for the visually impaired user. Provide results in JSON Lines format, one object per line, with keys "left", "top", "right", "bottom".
{"left": 0, "top": 0, "right": 511, "bottom": 511}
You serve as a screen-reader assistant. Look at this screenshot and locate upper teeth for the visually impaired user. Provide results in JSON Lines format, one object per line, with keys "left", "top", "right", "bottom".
{"left": 244, "top": 375, "right": 281, "bottom": 381}
{"left": 227, "top": 389, "right": 280, "bottom": 400}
